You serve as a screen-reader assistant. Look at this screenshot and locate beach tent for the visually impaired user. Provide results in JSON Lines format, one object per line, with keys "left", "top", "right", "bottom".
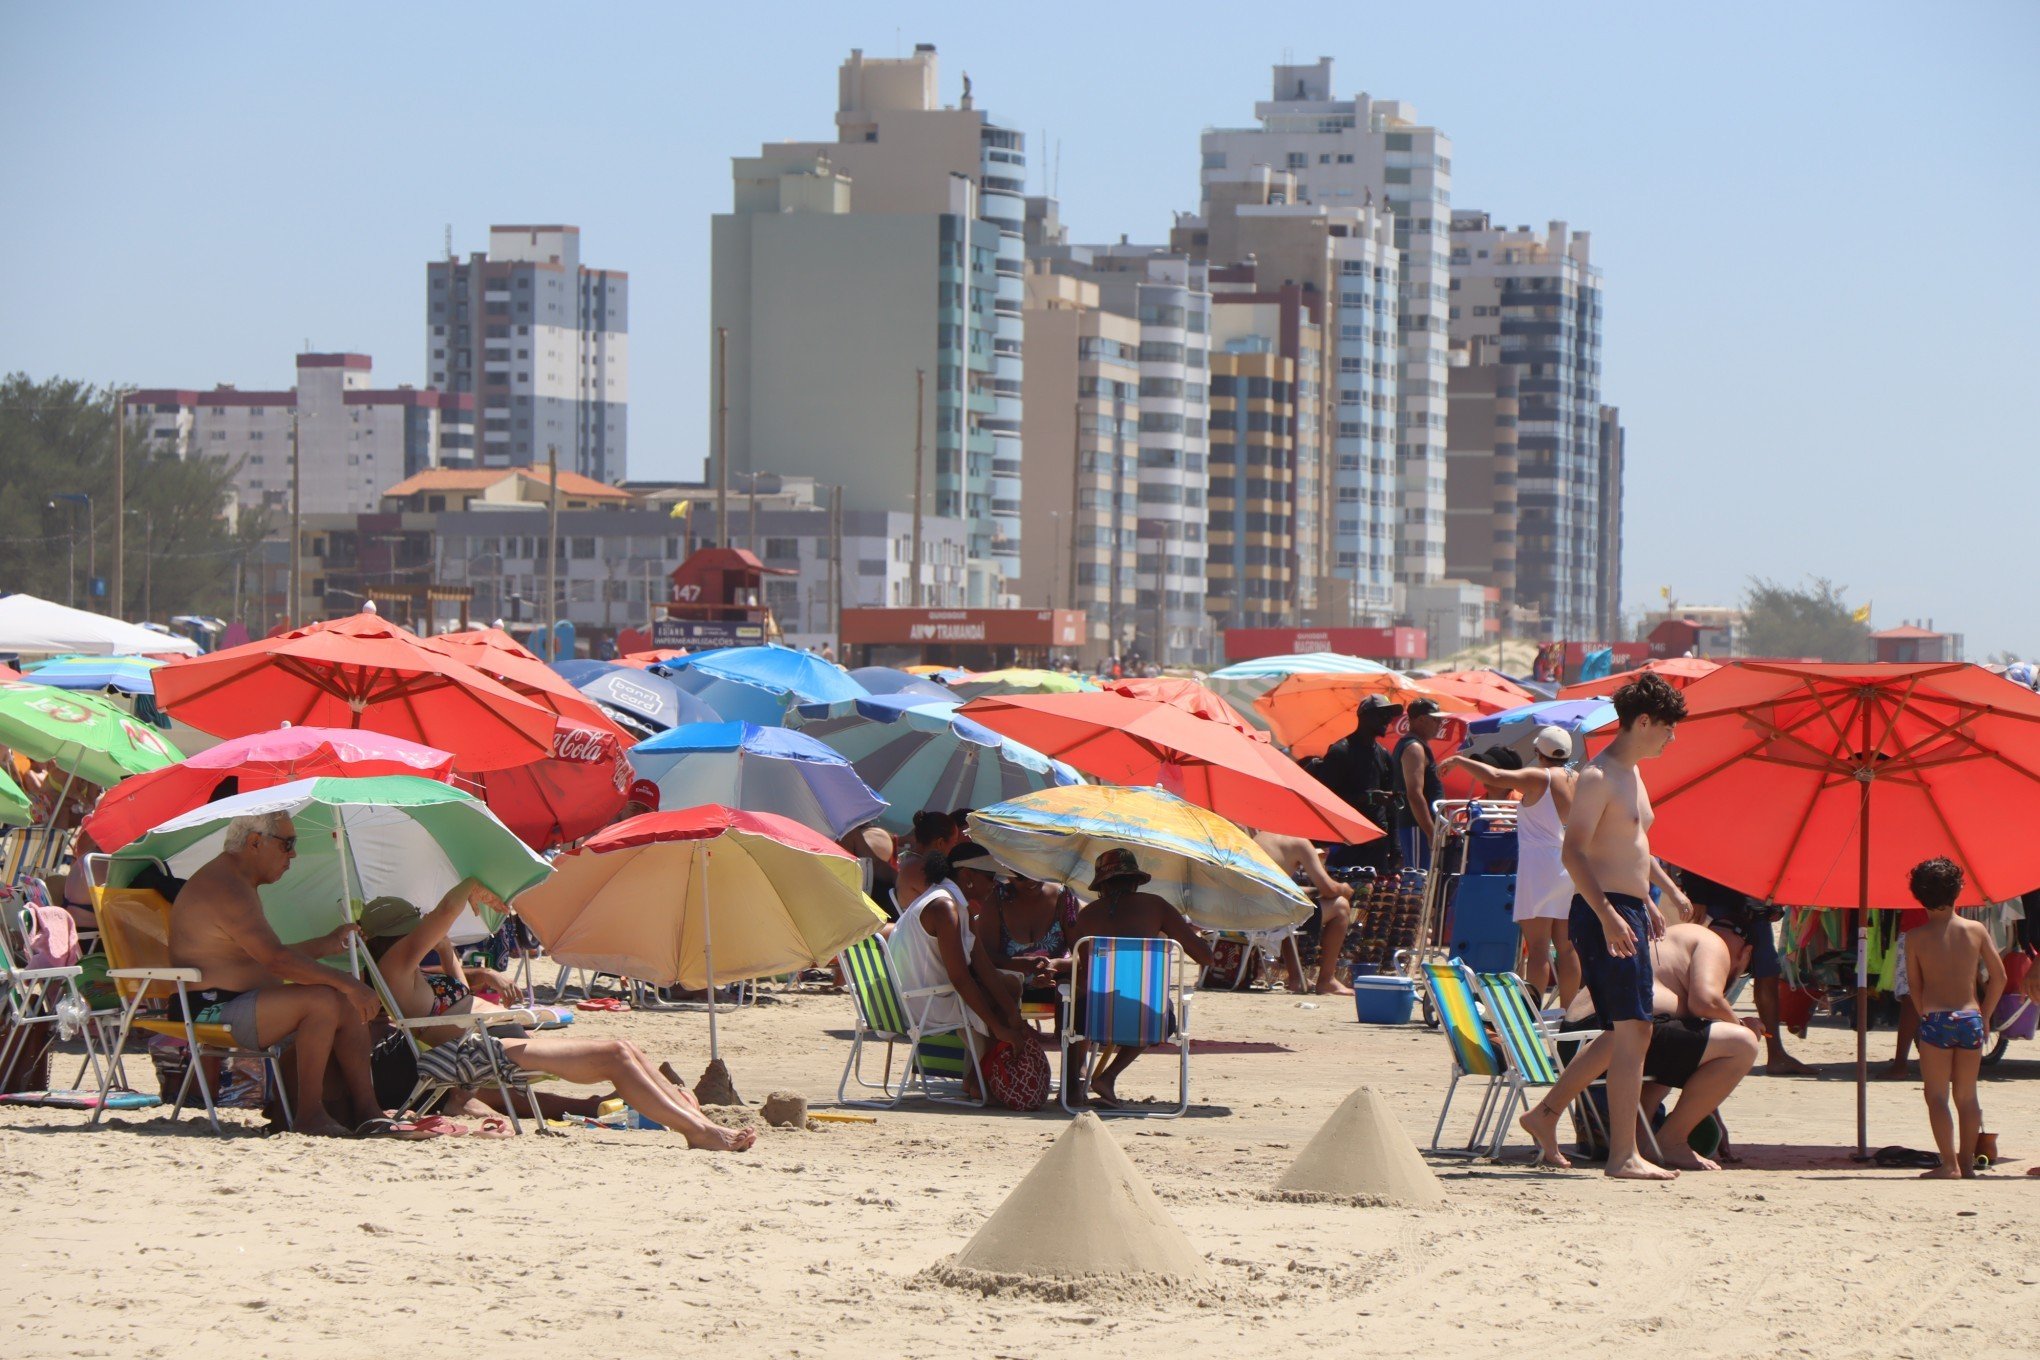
{"left": 0, "top": 594, "right": 200, "bottom": 658}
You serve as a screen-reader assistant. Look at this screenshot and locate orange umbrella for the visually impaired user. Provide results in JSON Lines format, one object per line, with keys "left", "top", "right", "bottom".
{"left": 1252, "top": 672, "right": 1472, "bottom": 760}
{"left": 1422, "top": 669, "right": 1538, "bottom": 715}
{"left": 1105, "top": 677, "right": 1263, "bottom": 737}
{"left": 617, "top": 648, "right": 691, "bottom": 669}
{"left": 1559, "top": 656, "right": 1719, "bottom": 700}
{"left": 153, "top": 611, "right": 557, "bottom": 772}
{"left": 1646, "top": 661, "right": 2040, "bottom": 1152}
{"left": 957, "top": 690, "right": 1382, "bottom": 843}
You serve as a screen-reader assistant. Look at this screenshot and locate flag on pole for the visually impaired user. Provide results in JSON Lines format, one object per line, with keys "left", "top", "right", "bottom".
{"left": 669, "top": 499, "right": 692, "bottom": 520}
{"left": 1851, "top": 603, "right": 1871, "bottom": 624}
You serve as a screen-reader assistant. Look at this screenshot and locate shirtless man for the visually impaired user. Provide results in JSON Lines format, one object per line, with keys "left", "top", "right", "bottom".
{"left": 1555, "top": 672, "right": 1692, "bottom": 1180}
{"left": 1902, "top": 857, "right": 2006, "bottom": 1179}
{"left": 368, "top": 879, "right": 756, "bottom": 1151}
{"left": 168, "top": 811, "right": 388, "bottom": 1137}
{"left": 1442, "top": 726, "right": 1581, "bottom": 1005}
{"left": 1251, "top": 831, "right": 1354, "bottom": 996}
{"left": 1520, "top": 920, "right": 1761, "bottom": 1170}
{"left": 1066, "top": 848, "right": 1217, "bottom": 1109}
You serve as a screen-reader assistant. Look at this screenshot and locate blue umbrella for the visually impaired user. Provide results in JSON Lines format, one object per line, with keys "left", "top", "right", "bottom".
{"left": 1463, "top": 698, "right": 1616, "bottom": 762}
{"left": 628, "top": 721, "right": 885, "bottom": 838}
{"left": 848, "top": 666, "right": 954, "bottom": 702}
{"left": 560, "top": 661, "right": 718, "bottom": 736}
{"left": 660, "top": 644, "right": 868, "bottom": 726}
{"left": 22, "top": 655, "right": 164, "bottom": 695}
{"left": 788, "top": 695, "right": 1081, "bottom": 837}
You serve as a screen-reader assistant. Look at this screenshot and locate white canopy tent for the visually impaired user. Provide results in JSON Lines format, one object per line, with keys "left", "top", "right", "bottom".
{"left": 0, "top": 594, "right": 201, "bottom": 658}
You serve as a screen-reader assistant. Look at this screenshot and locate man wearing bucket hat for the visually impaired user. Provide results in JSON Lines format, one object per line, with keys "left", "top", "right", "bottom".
{"left": 1066, "top": 849, "right": 1218, "bottom": 1109}
{"left": 1442, "top": 723, "right": 1582, "bottom": 1006}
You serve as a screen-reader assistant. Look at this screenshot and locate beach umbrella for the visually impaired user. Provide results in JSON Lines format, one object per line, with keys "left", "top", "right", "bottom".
{"left": 1462, "top": 698, "right": 1617, "bottom": 763}
{"left": 945, "top": 668, "right": 1098, "bottom": 701}
{"left": 1644, "top": 661, "right": 2040, "bottom": 1154}
{"left": 562, "top": 661, "right": 715, "bottom": 736}
{"left": 0, "top": 593, "right": 199, "bottom": 657}
{"left": 1422, "top": 669, "right": 1540, "bottom": 715}
{"left": 1559, "top": 656, "right": 1720, "bottom": 700}
{"left": 628, "top": 721, "right": 886, "bottom": 838}
{"left": 0, "top": 681, "right": 181, "bottom": 789}
{"left": 787, "top": 695, "right": 1081, "bottom": 835}
{"left": 616, "top": 648, "right": 691, "bottom": 669}
{"left": 660, "top": 644, "right": 869, "bottom": 725}
{"left": 0, "top": 765, "right": 30, "bottom": 827}
{"left": 514, "top": 805, "right": 887, "bottom": 1057}
{"left": 83, "top": 725, "right": 456, "bottom": 853}
{"left": 1252, "top": 673, "right": 1474, "bottom": 759}
{"left": 112, "top": 775, "right": 551, "bottom": 951}
{"left": 959, "top": 690, "right": 1381, "bottom": 844}
{"left": 967, "top": 785, "right": 1311, "bottom": 933}
{"left": 152, "top": 611, "right": 557, "bottom": 772}
{"left": 20, "top": 655, "right": 166, "bottom": 696}
{"left": 1106, "top": 677, "right": 1262, "bottom": 735}
{"left": 1206, "top": 652, "right": 1397, "bottom": 730}
{"left": 848, "top": 666, "right": 955, "bottom": 702}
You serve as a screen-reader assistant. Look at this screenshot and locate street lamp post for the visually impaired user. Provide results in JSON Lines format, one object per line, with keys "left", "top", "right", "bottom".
{"left": 125, "top": 508, "right": 154, "bottom": 622}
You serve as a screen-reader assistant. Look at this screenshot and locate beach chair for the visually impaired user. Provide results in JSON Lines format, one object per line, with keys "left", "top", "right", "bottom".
{"left": 396, "top": 1016, "right": 549, "bottom": 1133}
{"left": 1419, "top": 959, "right": 1509, "bottom": 1154}
{"left": 835, "top": 935, "right": 984, "bottom": 1108}
{"left": 0, "top": 897, "right": 115, "bottom": 1099}
{"left": 91, "top": 886, "right": 295, "bottom": 1134}
{"left": 1472, "top": 970, "right": 1572, "bottom": 1158}
{"left": 1059, "top": 935, "right": 1192, "bottom": 1119}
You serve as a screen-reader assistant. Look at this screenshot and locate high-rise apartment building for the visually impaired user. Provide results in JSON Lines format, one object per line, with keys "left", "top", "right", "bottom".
{"left": 1200, "top": 58, "right": 1452, "bottom": 591}
{"left": 1597, "top": 405, "right": 1625, "bottom": 639}
{"left": 1448, "top": 212, "right": 1604, "bottom": 639}
{"left": 1443, "top": 338, "right": 1521, "bottom": 613}
{"left": 131, "top": 352, "right": 474, "bottom": 516}
{"left": 710, "top": 45, "right": 1026, "bottom": 598}
{"left": 1172, "top": 166, "right": 1399, "bottom": 621}
{"left": 426, "top": 225, "right": 628, "bottom": 482}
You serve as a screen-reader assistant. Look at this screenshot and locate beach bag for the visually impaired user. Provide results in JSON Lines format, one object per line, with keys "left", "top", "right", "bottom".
{"left": 981, "top": 1038, "right": 1051, "bottom": 1111}
{"left": 22, "top": 903, "right": 80, "bottom": 970}
{"left": 370, "top": 1028, "right": 420, "bottom": 1111}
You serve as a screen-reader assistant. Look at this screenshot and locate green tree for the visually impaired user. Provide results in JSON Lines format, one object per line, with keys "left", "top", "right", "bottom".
{"left": 0, "top": 374, "right": 268, "bottom": 622}
{"left": 1741, "top": 576, "right": 1870, "bottom": 662}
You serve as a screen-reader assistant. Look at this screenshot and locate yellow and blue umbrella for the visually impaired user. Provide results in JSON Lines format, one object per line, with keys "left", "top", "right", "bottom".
{"left": 788, "top": 695, "right": 1080, "bottom": 835}
{"left": 946, "top": 668, "right": 1098, "bottom": 701}
{"left": 967, "top": 784, "right": 1310, "bottom": 933}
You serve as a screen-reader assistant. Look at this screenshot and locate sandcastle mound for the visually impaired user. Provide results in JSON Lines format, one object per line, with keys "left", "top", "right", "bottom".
{"left": 1268, "top": 1086, "right": 1445, "bottom": 1207}
{"left": 946, "top": 1112, "right": 1209, "bottom": 1283}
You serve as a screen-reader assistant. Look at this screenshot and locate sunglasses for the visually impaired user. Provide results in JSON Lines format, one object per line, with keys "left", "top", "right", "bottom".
{"left": 262, "top": 831, "right": 299, "bottom": 853}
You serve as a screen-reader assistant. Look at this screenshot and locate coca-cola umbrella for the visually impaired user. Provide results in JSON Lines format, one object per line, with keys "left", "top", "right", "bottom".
{"left": 152, "top": 611, "right": 556, "bottom": 772}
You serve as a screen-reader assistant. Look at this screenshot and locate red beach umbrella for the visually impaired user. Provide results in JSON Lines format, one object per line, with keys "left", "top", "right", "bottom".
{"left": 1559, "top": 656, "right": 1720, "bottom": 700}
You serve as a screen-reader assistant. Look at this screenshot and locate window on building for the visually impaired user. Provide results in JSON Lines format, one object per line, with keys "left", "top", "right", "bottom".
{"left": 764, "top": 537, "right": 799, "bottom": 561}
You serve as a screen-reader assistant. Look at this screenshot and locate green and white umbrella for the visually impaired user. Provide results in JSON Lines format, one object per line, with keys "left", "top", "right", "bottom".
{"left": 0, "top": 765, "right": 30, "bottom": 827}
{"left": 112, "top": 775, "right": 550, "bottom": 947}
{"left": 0, "top": 680, "right": 181, "bottom": 788}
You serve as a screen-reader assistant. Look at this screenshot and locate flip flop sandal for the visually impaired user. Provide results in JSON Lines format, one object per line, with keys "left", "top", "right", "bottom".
{"left": 470, "top": 1117, "right": 514, "bottom": 1139}
{"left": 357, "top": 1116, "right": 436, "bottom": 1141}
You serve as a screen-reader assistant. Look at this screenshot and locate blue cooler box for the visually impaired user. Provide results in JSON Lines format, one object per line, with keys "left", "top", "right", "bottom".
{"left": 1352, "top": 975, "right": 1418, "bottom": 1024}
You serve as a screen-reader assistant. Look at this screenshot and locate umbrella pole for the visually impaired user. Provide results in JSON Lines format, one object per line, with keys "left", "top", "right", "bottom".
{"left": 701, "top": 848, "right": 718, "bottom": 1062}
{"left": 1855, "top": 708, "right": 1873, "bottom": 1159}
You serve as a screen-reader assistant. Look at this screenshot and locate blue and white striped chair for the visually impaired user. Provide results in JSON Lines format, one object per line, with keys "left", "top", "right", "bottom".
{"left": 1059, "top": 935, "right": 1192, "bottom": 1118}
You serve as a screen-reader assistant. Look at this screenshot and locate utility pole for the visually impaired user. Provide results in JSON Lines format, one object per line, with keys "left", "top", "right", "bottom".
{"left": 289, "top": 410, "right": 302, "bottom": 625}
{"left": 113, "top": 390, "right": 126, "bottom": 617}
{"left": 912, "top": 367, "right": 926, "bottom": 607}
{"left": 715, "top": 326, "right": 730, "bottom": 550}
{"left": 545, "top": 444, "right": 560, "bottom": 644}
{"left": 829, "top": 482, "right": 843, "bottom": 654}
{"left": 747, "top": 472, "right": 759, "bottom": 561}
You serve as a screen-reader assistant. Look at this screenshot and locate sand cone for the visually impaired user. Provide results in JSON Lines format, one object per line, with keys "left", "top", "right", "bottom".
{"left": 953, "top": 1112, "right": 1209, "bottom": 1281}
{"left": 693, "top": 1058, "right": 743, "bottom": 1108}
{"left": 1272, "top": 1086, "right": 1445, "bottom": 1207}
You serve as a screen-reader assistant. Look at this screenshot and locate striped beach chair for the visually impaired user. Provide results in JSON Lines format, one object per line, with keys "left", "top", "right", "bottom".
{"left": 1420, "top": 959, "right": 1507, "bottom": 1154}
{"left": 835, "top": 935, "right": 983, "bottom": 1108}
{"left": 1473, "top": 970, "right": 1566, "bottom": 1158}
{"left": 1059, "top": 935, "right": 1192, "bottom": 1119}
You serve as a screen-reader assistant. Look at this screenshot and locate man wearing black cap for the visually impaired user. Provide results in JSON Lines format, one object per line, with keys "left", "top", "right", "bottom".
{"left": 1396, "top": 698, "right": 1447, "bottom": 871}
{"left": 1313, "top": 692, "right": 1405, "bottom": 874}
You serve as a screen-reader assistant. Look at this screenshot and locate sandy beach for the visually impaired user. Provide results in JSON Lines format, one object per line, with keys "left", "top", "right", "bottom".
{"left": 5, "top": 986, "right": 2036, "bottom": 1360}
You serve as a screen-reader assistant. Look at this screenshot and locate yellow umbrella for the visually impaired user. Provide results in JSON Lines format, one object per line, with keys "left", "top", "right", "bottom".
{"left": 514, "top": 804, "right": 885, "bottom": 1057}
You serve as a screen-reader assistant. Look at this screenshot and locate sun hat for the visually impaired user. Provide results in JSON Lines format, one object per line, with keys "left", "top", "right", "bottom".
{"left": 356, "top": 895, "right": 422, "bottom": 939}
{"left": 947, "top": 840, "right": 998, "bottom": 874}
{"left": 1088, "top": 847, "right": 1152, "bottom": 890}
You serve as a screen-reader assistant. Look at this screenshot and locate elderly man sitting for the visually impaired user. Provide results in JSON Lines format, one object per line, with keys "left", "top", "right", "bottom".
{"left": 167, "top": 811, "right": 392, "bottom": 1137}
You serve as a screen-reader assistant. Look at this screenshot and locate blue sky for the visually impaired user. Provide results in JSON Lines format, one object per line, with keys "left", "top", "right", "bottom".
{"left": 4, "top": 1, "right": 2035, "bottom": 655}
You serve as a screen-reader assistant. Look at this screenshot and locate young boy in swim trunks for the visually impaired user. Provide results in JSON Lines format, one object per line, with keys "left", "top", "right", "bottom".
{"left": 1902, "top": 857, "right": 2006, "bottom": 1179}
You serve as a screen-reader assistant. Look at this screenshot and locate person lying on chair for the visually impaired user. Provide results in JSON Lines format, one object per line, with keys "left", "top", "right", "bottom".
{"left": 367, "top": 880, "right": 757, "bottom": 1152}
{"left": 1065, "top": 849, "right": 1217, "bottom": 1110}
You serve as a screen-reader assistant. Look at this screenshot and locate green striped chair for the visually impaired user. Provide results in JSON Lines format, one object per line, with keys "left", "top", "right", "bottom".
{"left": 1420, "top": 959, "right": 1509, "bottom": 1154}
{"left": 1473, "top": 970, "right": 1566, "bottom": 1158}
{"left": 835, "top": 935, "right": 984, "bottom": 1108}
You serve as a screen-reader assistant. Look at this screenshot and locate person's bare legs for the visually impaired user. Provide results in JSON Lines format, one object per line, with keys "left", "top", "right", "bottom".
{"left": 1315, "top": 900, "right": 1354, "bottom": 995}
{"left": 501, "top": 1035, "right": 755, "bottom": 1150}
{"left": 1603, "top": 1019, "right": 1676, "bottom": 1180}
{"left": 1883, "top": 997, "right": 1919, "bottom": 1078}
{"left": 1654, "top": 1024, "right": 1759, "bottom": 1170}
{"left": 1089, "top": 1042, "right": 1141, "bottom": 1108}
{"left": 1951, "top": 1046, "right": 1984, "bottom": 1179}
{"left": 1917, "top": 1041, "right": 1959, "bottom": 1177}
{"left": 1755, "top": 977, "right": 1815, "bottom": 1074}
{"left": 1519, "top": 920, "right": 1557, "bottom": 1001}
{"left": 253, "top": 986, "right": 373, "bottom": 1137}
